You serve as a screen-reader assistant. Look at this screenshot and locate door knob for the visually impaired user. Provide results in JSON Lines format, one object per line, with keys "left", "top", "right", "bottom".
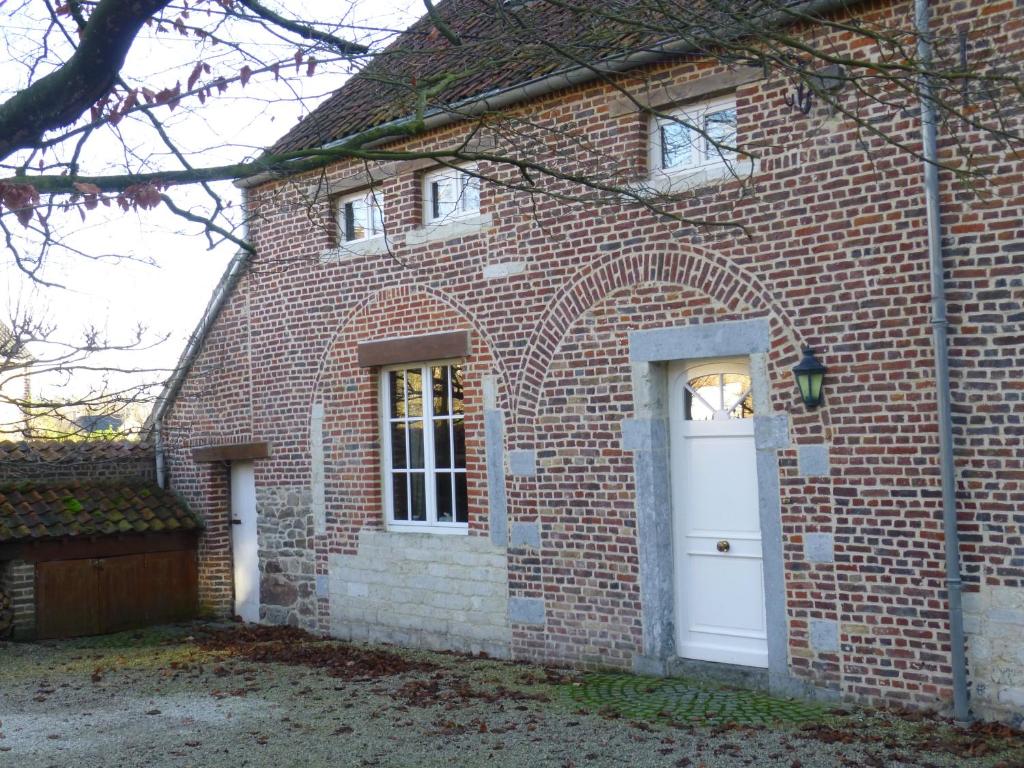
{"left": 716, "top": 540, "right": 731, "bottom": 553}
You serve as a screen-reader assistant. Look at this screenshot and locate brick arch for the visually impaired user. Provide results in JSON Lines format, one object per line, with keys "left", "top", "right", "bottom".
{"left": 512, "top": 244, "right": 803, "bottom": 430}
{"left": 309, "top": 283, "right": 511, "bottom": 410}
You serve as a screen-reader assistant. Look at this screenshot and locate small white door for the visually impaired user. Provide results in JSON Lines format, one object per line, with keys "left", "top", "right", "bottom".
{"left": 669, "top": 359, "right": 767, "bottom": 668}
{"left": 230, "top": 461, "right": 260, "bottom": 623}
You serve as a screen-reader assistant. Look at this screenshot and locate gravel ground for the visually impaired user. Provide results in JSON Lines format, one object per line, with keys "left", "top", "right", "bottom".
{"left": 1, "top": 623, "right": 1022, "bottom": 768}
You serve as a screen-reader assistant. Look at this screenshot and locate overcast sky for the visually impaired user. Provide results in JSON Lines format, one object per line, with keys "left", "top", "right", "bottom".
{"left": 2, "top": 0, "right": 419, "bottom": 412}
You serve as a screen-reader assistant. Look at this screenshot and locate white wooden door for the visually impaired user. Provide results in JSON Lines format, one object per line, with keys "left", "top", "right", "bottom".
{"left": 669, "top": 361, "right": 767, "bottom": 668}
{"left": 230, "top": 461, "right": 260, "bottom": 623}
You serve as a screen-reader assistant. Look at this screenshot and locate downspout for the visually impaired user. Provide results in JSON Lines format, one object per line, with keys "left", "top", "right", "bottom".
{"left": 915, "top": 0, "right": 970, "bottom": 723}
{"left": 152, "top": 188, "right": 252, "bottom": 488}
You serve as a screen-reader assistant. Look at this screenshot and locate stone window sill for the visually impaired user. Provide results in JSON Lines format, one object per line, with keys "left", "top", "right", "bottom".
{"left": 386, "top": 523, "right": 470, "bottom": 536}
{"left": 320, "top": 236, "right": 393, "bottom": 263}
{"left": 636, "top": 160, "right": 758, "bottom": 197}
{"left": 404, "top": 212, "right": 493, "bottom": 247}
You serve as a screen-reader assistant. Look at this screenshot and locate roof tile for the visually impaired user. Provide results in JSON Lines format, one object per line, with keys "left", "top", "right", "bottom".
{"left": 0, "top": 481, "right": 201, "bottom": 543}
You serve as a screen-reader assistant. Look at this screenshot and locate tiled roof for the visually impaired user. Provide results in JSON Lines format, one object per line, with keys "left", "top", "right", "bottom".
{"left": 0, "top": 440, "right": 152, "bottom": 464}
{"left": 270, "top": 0, "right": 816, "bottom": 157}
{"left": 0, "top": 482, "right": 200, "bottom": 543}
{"left": 270, "top": 0, "right": 674, "bottom": 155}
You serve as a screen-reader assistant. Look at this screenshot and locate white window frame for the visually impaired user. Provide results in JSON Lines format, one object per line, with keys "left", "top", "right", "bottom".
{"left": 650, "top": 96, "right": 737, "bottom": 176}
{"left": 422, "top": 165, "right": 480, "bottom": 224}
{"left": 380, "top": 360, "right": 468, "bottom": 534}
{"left": 337, "top": 187, "right": 384, "bottom": 243}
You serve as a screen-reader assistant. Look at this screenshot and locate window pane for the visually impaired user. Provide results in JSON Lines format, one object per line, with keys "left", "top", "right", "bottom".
{"left": 434, "top": 419, "right": 451, "bottom": 469}
{"left": 389, "top": 370, "right": 405, "bottom": 418}
{"left": 661, "top": 121, "right": 694, "bottom": 169}
{"left": 451, "top": 365, "right": 464, "bottom": 414}
{"left": 452, "top": 420, "right": 466, "bottom": 468}
{"left": 432, "top": 365, "right": 450, "bottom": 415}
{"left": 705, "top": 107, "right": 737, "bottom": 162}
{"left": 454, "top": 474, "right": 468, "bottom": 523}
{"left": 348, "top": 196, "right": 368, "bottom": 240}
{"left": 410, "top": 474, "right": 427, "bottom": 521}
{"left": 436, "top": 473, "right": 453, "bottom": 523}
{"left": 368, "top": 191, "right": 384, "bottom": 235}
{"left": 432, "top": 174, "right": 458, "bottom": 220}
{"left": 408, "top": 421, "right": 424, "bottom": 468}
{"left": 460, "top": 172, "right": 480, "bottom": 213}
{"left": 405, "top": 369, "right": 422, "bottom": 417}
{"left": 390, "top": 422, "right": 407, "bottom": 468}
{"left": 392, "top": 474, "right": 409, "bottom": 521}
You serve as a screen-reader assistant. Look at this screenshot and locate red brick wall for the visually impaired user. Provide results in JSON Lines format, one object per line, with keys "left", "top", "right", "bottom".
{"left": 163, "top": 0, "right": 1024, "bottom": 712}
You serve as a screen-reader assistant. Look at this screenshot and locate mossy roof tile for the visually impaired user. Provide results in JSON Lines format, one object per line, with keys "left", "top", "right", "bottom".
{"left": 0, "top": 481, "right": 200, "bottom": 543}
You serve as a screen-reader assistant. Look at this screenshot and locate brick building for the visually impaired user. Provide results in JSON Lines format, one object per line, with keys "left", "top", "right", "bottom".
{"left": 156, "top": 0, "right": 1024, "bottom": 722}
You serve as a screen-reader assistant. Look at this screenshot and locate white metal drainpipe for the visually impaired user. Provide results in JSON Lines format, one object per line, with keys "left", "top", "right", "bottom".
{"left": 915, "top": 0, "right": 970, "bottom": 723}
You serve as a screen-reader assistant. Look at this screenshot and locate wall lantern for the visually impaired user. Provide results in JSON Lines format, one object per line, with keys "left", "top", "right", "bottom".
{"left": 793, "top": 347, "right": 827, "bottom": 409}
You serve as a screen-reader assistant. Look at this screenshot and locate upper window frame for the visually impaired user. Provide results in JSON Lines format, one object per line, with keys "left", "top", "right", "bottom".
{"left": 649, "top": 96, "right": 738, "bottom": 177}
{"left": 422, "top": 165, "right": 481, "bottom": 225}
{"left": 336, "top": 187, "right": 385, "bottom": 244}
{"left": 379, "top": 359, "right": 469, "bottom": 535}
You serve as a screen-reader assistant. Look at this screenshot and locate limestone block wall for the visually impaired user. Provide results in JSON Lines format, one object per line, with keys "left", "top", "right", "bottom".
{"left": 257, "top": 486, "right": 317, "bottom": 630}
{"left": 329, "top": 529, "right": 510, "bottom": 657}
{"left": 964, "top": 585, "right": 1024, "bottom": 726}
{"left": 0, "top": 560, "right": 35, "bottom": 639}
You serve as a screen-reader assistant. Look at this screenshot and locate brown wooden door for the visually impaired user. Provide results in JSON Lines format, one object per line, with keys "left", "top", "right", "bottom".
{"left": 35, "top": 559, "right": 101, "bottom": 639}
{"left": 144, "top": 550, "right": 198, "bottom": 624}
{"left": 96, "top": 554, "right": 149, "bottom": 633}
{"left": 35, "top": 550, "right": 198, "bottom": 639}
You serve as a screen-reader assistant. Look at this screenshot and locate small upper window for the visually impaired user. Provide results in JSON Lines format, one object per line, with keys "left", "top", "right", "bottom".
{"left": 651, "top": 98, "right": 737, "bottom": 174}
{"left": 423, "top": 166, "right": 480, "bottom": 224}
{"left": 337, "top": 188, "right": 384, "bottom": 242}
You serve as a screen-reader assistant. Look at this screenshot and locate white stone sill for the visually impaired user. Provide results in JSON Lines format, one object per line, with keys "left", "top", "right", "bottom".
{"left": 320, "top": 236, "right": 393, "bottom": 263}
{"left": 633, "top": 159, "right": 758, "bottom": 197}
{"left": 385, "top": 523, "right": 470, "bottom": 536}
{"left": 404, "top": 212, "right": 493, "bottom": 247}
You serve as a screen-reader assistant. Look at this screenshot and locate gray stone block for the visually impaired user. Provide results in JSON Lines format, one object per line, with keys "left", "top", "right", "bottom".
{"left": 508, "top": 596, "right": 545, "bottom": 625}
{"left": 632, "top": 654, "right": 668, "bottom": 677}
{"left": 798, "top": 443, "right": 831, "bottom": 477}
{"left": 805, "top": 533, "right": 834, "bottom": 564}
{"left": 510, "top": 521, "right": 541, "bottom": 549}
{"left": 508, "top": 449, "right": 537, "bottom": 477}
{"left": 810, "top": 619, "right": 839, "bottom": 653}
{"left": 621, "top": 418, "right": 669, "bottom": 453}
{"left": 754, "top": 414, "right": 790, "bottom": 450}
{"left": 485, "top": 408, "right": 508, "bottom": 547}
{"left": 629, "top": 318, "right": 770, "bottom": 363}
{"left": 315, "top": 574, "right": 329, "bottom": 598}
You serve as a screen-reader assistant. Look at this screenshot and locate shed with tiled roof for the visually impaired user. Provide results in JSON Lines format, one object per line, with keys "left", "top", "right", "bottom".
{"left": 0, "top": 480, "right": 200, "bottom": 640}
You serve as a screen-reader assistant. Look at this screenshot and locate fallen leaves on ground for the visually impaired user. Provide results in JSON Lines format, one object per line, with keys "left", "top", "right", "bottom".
{"left": 796, "top": 714, "right": 1024, "bottom": 763}
{"left": 196, "top": 624, "right": 435, "bottom": 680}
{"left": 395, "top": 673, "right": 549, "bottom": 709}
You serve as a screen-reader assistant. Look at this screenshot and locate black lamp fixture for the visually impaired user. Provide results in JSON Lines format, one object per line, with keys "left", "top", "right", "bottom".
{"left": 793, "top": 347, "right": 827, "bottom": 409}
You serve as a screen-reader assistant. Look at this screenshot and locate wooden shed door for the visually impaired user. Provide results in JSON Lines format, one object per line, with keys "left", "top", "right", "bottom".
{"left": 36, "top": 550, "right": 198, "bottom": 639}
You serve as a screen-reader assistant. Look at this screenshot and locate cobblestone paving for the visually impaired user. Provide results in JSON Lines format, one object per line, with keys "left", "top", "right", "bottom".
{"left": 569, "top": 673, "right": 827, "bottom": 725}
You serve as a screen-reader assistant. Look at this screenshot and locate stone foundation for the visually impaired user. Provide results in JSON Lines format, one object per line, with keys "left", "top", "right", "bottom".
{"left": 965, "top": 585, "right": 1024, "bottom": 725}
{"left": 329, "top": 529, "right": 510, "bottom": 657}
{"left": 256, "top": 486, "right": 317, "bottom": 630}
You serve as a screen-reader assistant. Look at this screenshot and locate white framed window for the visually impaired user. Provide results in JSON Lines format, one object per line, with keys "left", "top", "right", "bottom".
{"left": 381, "top": 361, "right": 468, "bottom": 532}
{"left": 423, "top": 165, "right": 480, "bottom": 224}
{"left": 650, "top": 97, "right": 737, "bottom": 174}
{"left": 337, "top": 188, "right": 384, "bottom": 243}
